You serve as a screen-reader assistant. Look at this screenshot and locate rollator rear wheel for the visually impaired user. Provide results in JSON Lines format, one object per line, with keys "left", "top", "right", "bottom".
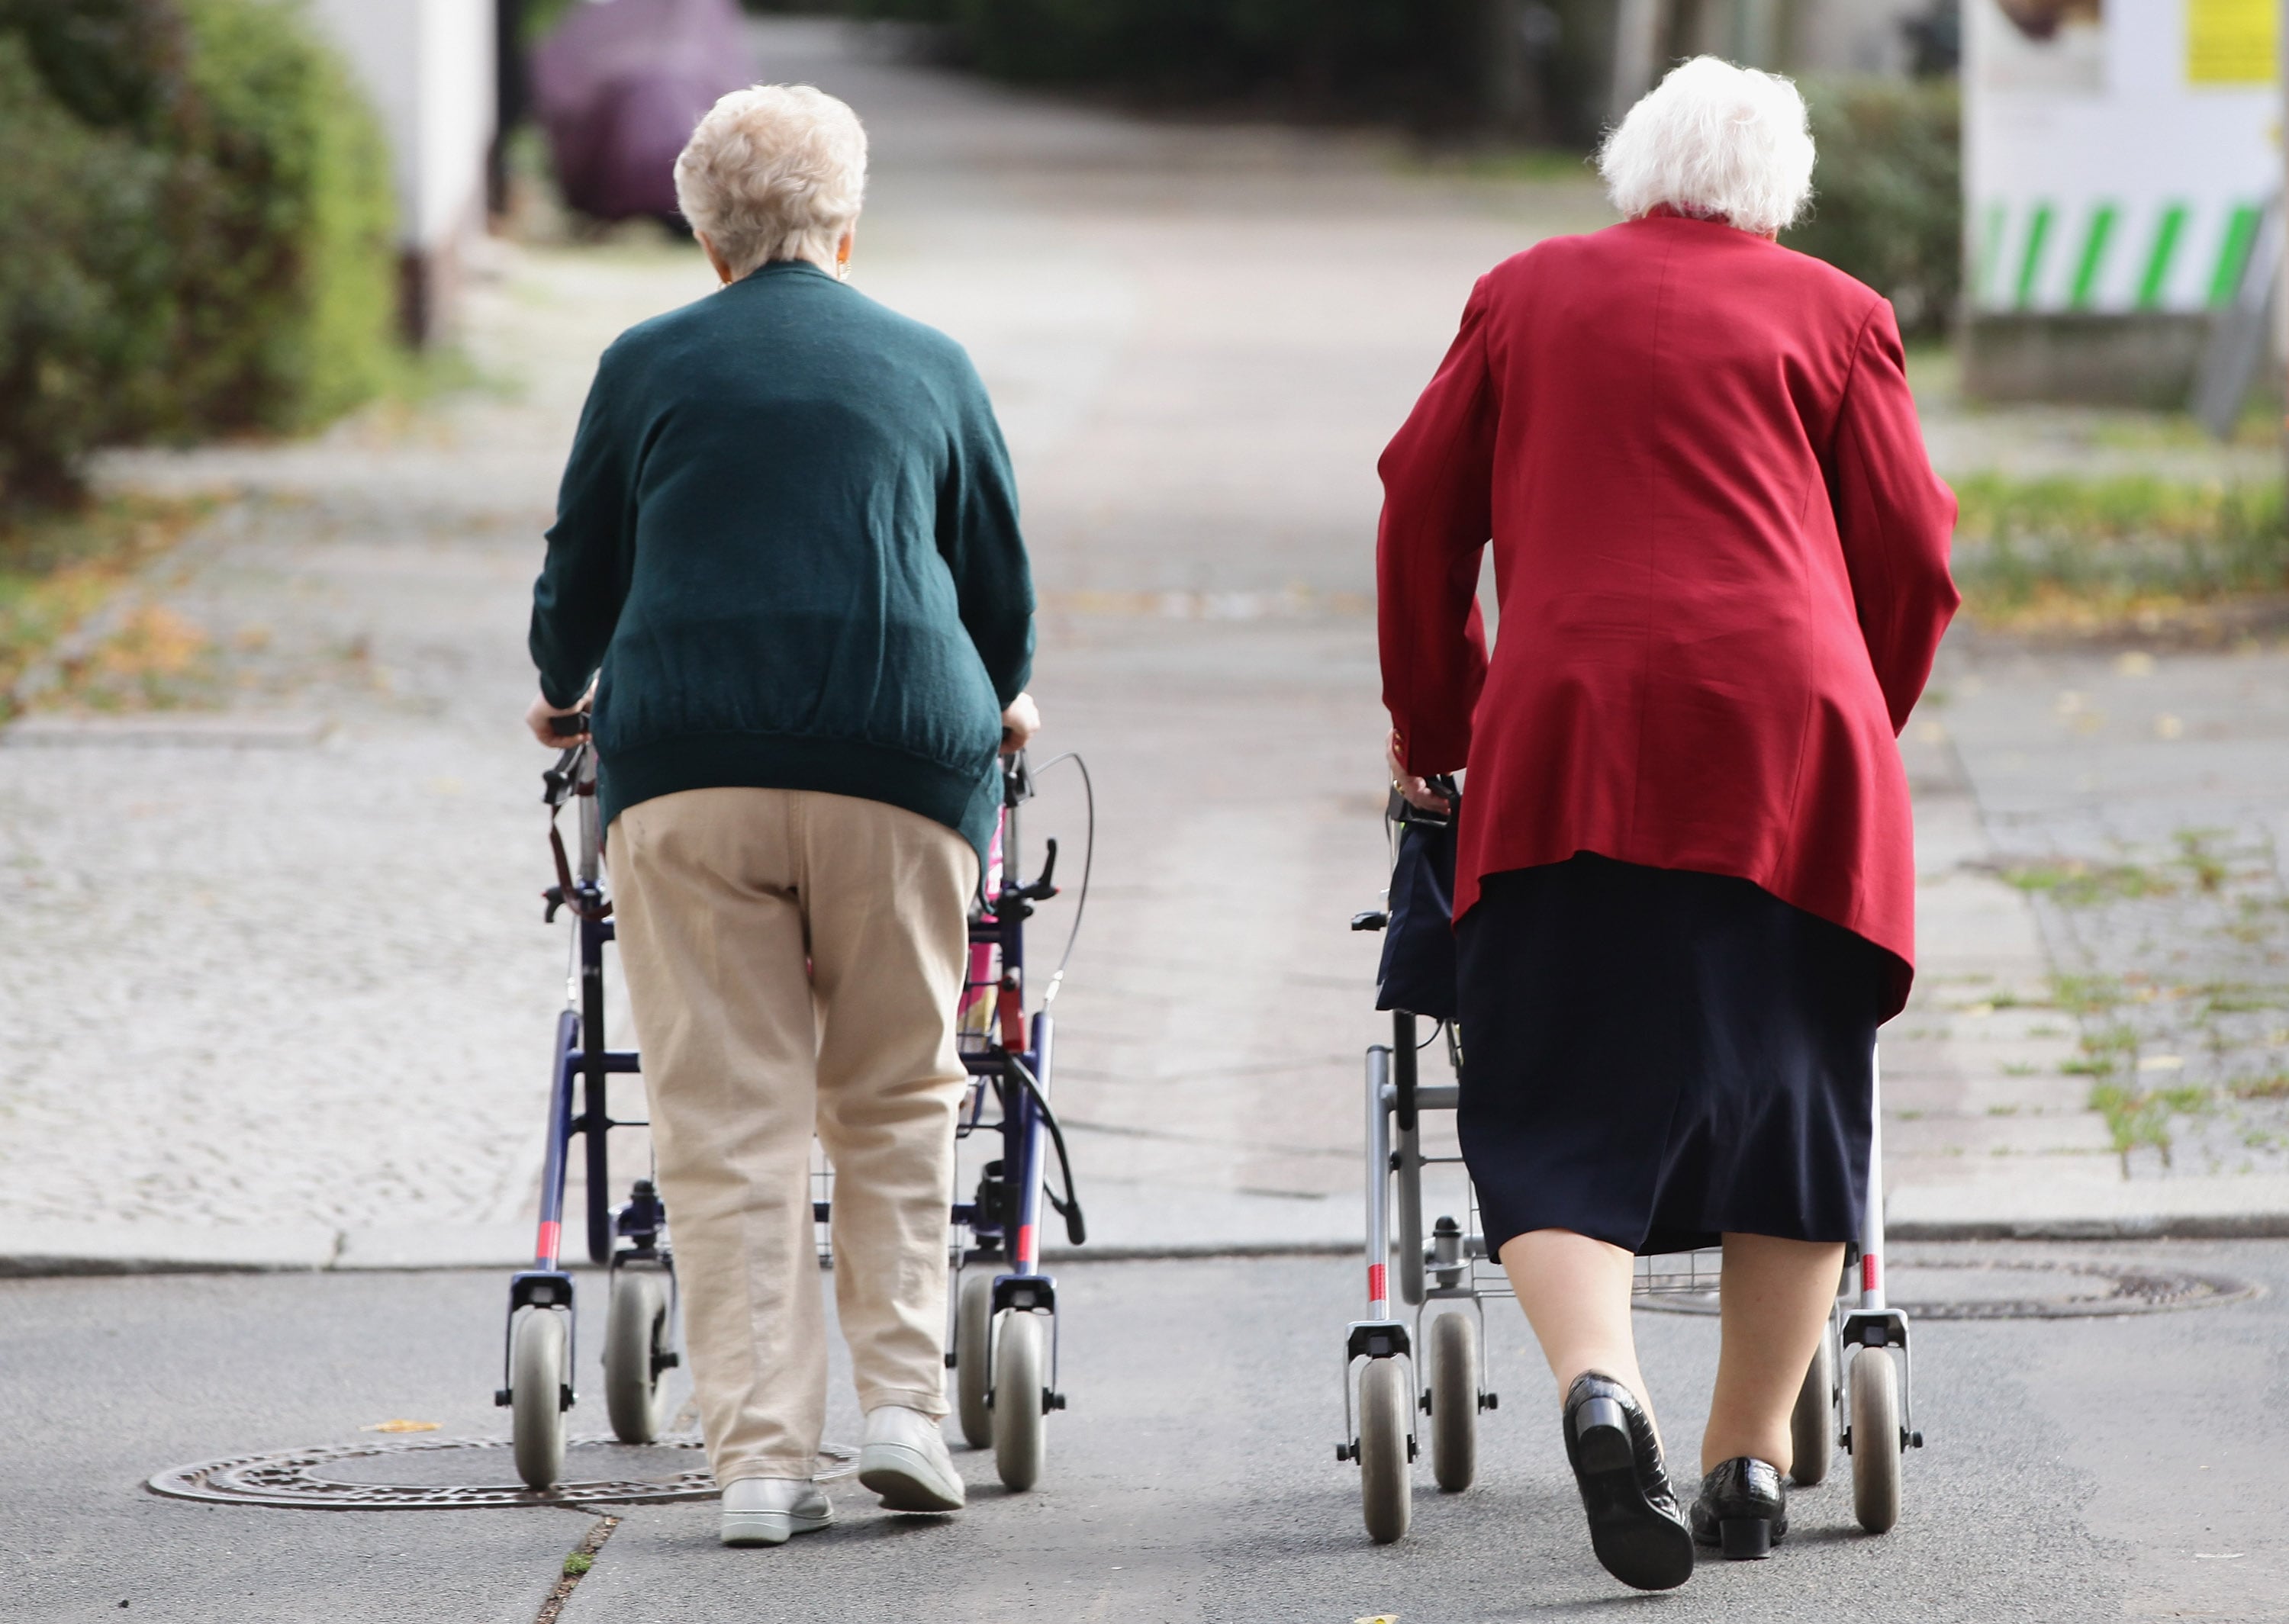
{"left": 1849, "top": 1346, "right": 1902, "bottom": 1533}
{"left": 1427, "top": 1313, "right": 1478, "bottom": 1493}
{"left": 1789, "top": 1323, "right": 1837, "bottom": 1487}
{"left": 991, "top": 1310, "right": 1048, "bottom": 1491}
{"left": 954, "top": 1272, "right": 994, "bottom": 1448}
{"left": 1357, "top": 1355, "right": 1412, "bottom": 1543}
{"left": 603, "top": 1270, "right": 672, "bottom": 1444}
{"left": 511, "top": 1307, "right": 570, "bottom": 1491}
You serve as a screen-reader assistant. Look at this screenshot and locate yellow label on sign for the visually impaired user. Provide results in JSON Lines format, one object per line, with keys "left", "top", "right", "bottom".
{"left": 2188, "top": 0, "right": 2277, "bottom": 84}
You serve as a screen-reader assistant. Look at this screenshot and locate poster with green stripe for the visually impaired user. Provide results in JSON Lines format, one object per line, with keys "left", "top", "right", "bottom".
{"left": 1968, "top": 0, "right": 2275, "bottom": 314}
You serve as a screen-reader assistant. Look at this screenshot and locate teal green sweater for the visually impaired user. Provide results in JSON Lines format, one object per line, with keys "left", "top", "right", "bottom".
{"left": 530, "top": 260, "right": 1035, "bottom": 862}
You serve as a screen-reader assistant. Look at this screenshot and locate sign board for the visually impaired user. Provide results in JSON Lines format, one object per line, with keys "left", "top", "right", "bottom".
{"left": 1966, "top": 0, "right": 2278, "bottom": 314}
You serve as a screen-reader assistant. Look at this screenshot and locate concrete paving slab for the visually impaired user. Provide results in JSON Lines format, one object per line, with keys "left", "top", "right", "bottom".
{"left": 1891, "top": 1174, "right": 2289, "bottom": 1238}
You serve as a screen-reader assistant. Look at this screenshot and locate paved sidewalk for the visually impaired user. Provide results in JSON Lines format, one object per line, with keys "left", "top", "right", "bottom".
{"left": 6, "top": 19, "right": 2289, "bottom": 1275}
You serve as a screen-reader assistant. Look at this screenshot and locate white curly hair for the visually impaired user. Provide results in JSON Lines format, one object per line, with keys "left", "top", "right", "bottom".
{"left": 1597, "top": 56, "right": 1814, "bottom": 238}
{"left": 673, "top": 83, "right": 868, "bottom": 276}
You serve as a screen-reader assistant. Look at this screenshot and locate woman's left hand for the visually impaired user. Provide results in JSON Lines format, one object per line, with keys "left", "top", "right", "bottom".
{"left": 1387, "top": 729, "right": 1452, "bottom": 815}
{"left": 526, "top": 683, "right": 594, "bottom": 746}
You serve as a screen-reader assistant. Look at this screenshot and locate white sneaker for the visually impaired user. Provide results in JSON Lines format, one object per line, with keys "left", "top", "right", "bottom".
{"left": 857, "top": 1406, "right": 966, "bottom": 1512}
{"left": 719, "top": 1477, "right": 833, "bottom": 1547}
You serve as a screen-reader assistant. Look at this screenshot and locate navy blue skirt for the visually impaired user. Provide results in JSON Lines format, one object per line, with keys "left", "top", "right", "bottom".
{"left": 1454, "top": 854, "right": 1885, "bottom": 1258}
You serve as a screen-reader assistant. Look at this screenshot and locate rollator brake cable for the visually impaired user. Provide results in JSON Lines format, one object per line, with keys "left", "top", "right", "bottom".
{"left": 1027, "top": 751, "right": 1095, "bottom": 1007}
{"left": 540, "top": 740, "right": 611, "bottom": 922}
{"left": 1005, "top": 1053, "right": 1087, "bottom": 1247}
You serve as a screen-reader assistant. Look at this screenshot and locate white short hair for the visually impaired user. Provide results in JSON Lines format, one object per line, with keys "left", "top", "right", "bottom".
{"left": 673, "top": 84, "right": 868, "bottom": 276}
{"left": 1597, "top": 56, "right": 1814, "bottom": 237}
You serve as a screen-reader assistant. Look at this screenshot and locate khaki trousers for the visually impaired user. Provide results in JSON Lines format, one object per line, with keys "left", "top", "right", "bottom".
{"left": 608, "top": 786, "right": 978, "bottom": 1484}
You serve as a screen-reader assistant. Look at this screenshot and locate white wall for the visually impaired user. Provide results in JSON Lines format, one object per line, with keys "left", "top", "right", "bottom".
{"left": 1792, "top": 0, "right": 1933, "bottom": 75}
{"left": 1965, "top": 0, "right": 2276, "bottom": 315}
{"left": 306, "top": 0, "right": 497, "bottom": 254}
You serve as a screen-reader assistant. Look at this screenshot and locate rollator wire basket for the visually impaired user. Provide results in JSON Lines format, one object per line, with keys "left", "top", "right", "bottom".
{"left": 497, "top": 725, "right": 1096, "bottom": 1496}
{"left": 1338, "top": 782, "right": 1920, "bottom": 1545}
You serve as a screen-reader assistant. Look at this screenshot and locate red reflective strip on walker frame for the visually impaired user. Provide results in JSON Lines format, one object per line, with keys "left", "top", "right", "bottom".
{"left": 1017, "top": 1224, "right": 1035, "bottom": 1265}
{"left": 1862, "top": 1253, "right": 1880, "bottom": 1294}
{"left": 1368, "top": 1262, "right": 1387, "bottom": 1302}
{"left": 536, "top": 1220, "right": 560, "bottom": 1265}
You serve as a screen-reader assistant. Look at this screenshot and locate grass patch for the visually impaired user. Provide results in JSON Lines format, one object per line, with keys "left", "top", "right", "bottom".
{"left": 0, "top": 494, "right": 211, "bottom": 720}
{"left": 2231, "top": 1073, "right": 2289, "bottom": 1100}
{"left": 1952, "top": 473, "right": 2289, "bottom": 629}
{"left": 2053, "top": 974, "right": 2125, "bottom": 1016}
{"left": 2174, "top": 830, "right": 2233, "bottom": 892}
{"left": 2005, "top": 860, "right": 2174, "bottom": 905}
{"left": 2090, "top": 1081, "right": 2211, "bottom": 1161}
{"left": 1404, "top": 146, "right": 1598, "bottom": 185}
{"left": 2062, "top": 1056, "right": 2116, "bottom": 1076}
{"left": 2200, "top": 981, "right": 2283, "bottom": 1015}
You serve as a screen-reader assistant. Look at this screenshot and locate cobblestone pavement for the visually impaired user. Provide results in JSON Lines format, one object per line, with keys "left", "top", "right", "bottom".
{"left": 4, "top": 21, "right": 2284, "bottom": 1249}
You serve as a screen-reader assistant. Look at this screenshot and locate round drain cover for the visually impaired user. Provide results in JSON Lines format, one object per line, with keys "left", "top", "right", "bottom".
{"left": 1636, "top": 1256, "right": 2261, "bottom": 1320}
{"left": 148, "top": 1436, "right": 856, "bottom": 1510}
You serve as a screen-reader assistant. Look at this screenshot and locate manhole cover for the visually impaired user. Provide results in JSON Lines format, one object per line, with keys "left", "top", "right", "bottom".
{"left": 148, "top": 1436, "right": 856, "bottom": 1510}
{"left": 1635, "top": 1258, "right": 2262, "bottom": 1320}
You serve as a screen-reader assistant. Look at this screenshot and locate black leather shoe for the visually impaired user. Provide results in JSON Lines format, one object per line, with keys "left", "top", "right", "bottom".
{"left": 1692, "top": 1457, "right": 1788, "bottom": 1559}
{"left": 1561, "top": 1372, "right": 1695, "bottom": 1591}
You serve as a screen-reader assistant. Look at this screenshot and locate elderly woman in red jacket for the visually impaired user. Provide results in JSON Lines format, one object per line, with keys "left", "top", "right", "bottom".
{"left": 1379, "top": 57, "right": 1957, "bottom": 1590}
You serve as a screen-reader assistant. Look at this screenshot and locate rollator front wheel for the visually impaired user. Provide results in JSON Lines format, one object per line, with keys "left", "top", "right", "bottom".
{"left": 954, "top": 1272, "right": 994, "bottom": 1448}
{"left": 603, "top": 1270, "right": 672, "bottom": 1444}
{"left": 1357, "top": 1355, "right": 1412, "bottom": 1543}
{"left": 1848, "top": 1346, "right": 1902, "bottom": 1533}
{"left": 990, "top": 1309, "right": 1048, "bottom": 1491}
{"left": 511, "top": 1307, "right": 571, "bottom": 1490}
{"left": 1427, "top": 1313, "right": 1478, "bottom": 1493}
{"left": 1789, "top": 1322, "right": 1837, "bottom": 1487}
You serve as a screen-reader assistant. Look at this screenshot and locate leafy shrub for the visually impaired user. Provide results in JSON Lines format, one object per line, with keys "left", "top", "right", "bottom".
{"left": 1784, "top": 76, "right": 1960, "bottom": 338}
{"left": 0, "top": 30, "right": 175, "bottom": 507}
{"left": 0, "top": 0, "right": 397, "bottom": 513}
{"left": 837, "top": 0, "right": 1521, "bottom": 129}
{"left": 170, "top": 0, "right": 398, "bottom": 431}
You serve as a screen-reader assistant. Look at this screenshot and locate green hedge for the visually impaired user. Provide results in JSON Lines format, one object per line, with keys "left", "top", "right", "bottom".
{"left": 1785, "top": 76, "right": 1960, "bottom": 339}
{"left": 0, "top": 0, "right": 397, "bottom": 513}
{"left": 839, "top": 0, "right": 1527, "bottom": 128}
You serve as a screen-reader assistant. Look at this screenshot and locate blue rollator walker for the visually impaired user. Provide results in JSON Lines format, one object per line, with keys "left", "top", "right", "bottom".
{"left": 497, "top": 718, "right": 1091, "bottom": 1494}
{"left": 1338, "top": 784, "right": 1920, "bottom": 1544}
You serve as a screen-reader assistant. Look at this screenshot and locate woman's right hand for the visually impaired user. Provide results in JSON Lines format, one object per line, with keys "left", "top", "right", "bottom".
{"left": 1001, "top": 692, "right": 1041, "bottom": 754}
{"left": 1387, "top": 728, "right": 1452, "bottom": 815}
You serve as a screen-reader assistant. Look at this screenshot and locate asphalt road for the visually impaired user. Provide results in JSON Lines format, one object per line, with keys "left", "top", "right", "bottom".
{"left": 8, "top": 1240, "right": 2285, "bottom": 1622}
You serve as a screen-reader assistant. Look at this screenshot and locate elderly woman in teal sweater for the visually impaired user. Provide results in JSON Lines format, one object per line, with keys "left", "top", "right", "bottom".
{"left": 526, "top": 83, "right": 1036, "bottom": 1548}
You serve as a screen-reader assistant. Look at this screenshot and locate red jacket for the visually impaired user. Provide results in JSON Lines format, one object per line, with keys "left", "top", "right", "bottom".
{"left": 1377, "top": 211, "right": 1958, "bottom": 1015}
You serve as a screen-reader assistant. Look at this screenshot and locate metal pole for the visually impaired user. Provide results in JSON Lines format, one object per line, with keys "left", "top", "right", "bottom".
{"left": 1610, "top": 0, "right": 1662, "bottom": 124}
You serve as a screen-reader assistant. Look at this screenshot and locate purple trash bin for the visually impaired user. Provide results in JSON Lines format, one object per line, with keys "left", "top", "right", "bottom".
{"left": 531, "top": 0, "right": 759, "bottom": 223}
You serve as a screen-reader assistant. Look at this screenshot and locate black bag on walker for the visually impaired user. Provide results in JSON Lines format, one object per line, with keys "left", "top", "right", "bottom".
{"left": 1374, "top": 783, "right": 1460, "bottom": 1022}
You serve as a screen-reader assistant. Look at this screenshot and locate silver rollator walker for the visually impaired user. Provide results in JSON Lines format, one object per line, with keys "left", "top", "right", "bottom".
{"left": 1338, "top": 786, "right": 1922, "bottom": 1545}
